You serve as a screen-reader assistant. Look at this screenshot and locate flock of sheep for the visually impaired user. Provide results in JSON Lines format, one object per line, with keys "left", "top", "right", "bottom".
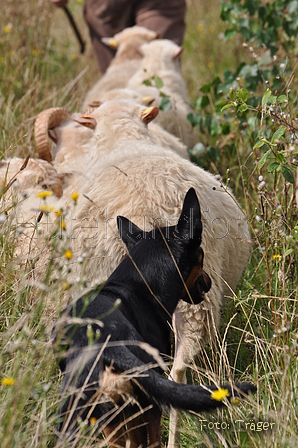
{"left": 1, "top": 26, "right": 251, "bottom": 447}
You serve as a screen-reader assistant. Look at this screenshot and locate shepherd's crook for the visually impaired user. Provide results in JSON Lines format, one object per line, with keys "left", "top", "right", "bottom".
{"left": 63, "top": 6, "right": 85, "bottom": 54}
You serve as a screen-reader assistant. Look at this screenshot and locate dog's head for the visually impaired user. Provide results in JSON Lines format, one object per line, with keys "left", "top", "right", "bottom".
{"left": 117, "top": 188, "right": 211, "bottom": 308}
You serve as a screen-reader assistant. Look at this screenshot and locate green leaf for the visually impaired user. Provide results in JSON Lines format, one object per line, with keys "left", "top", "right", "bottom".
{"left": 262, "top": 138, "right": 275, "bottom": 148}
{"left": 267, "top": 162, "right": 280, "bottom": 172}
{"left": 281, "top": 165, "right": 295, "bottom": 184}
{"left": 221, "top": 103, "right": 234, "bottom": 112}
{"left": 284, "top": 248, "right": 294, "bottom": 256}
{"left": 276, "top": 153, "right": 285, "bottom": 164}
{"left": 187, "top": 112, "right": 201, "bottom": 127}
{"left": 159, "top": 96, "right": 172, "bottom": 111}
{"left": 229, "top": 89, "right": 236, "bottom": 101}
{"left": 210, "top": 119, "right": 222, "bottom": 136}
{"left": 262, "top": 90, "right": 272, "bottom": 106}
{"left": 253, "top": 139, "right": 265, "bottom": 150}
{"left": 268, "top": 95, "right": 277, "bottom": 105}
{"left": 277, "top": 94, "right": 287, "bottom": 104}
{"left": 143, "top": 79, "right": 152, "bottom": 86}
{"left": 236, "top": 88, "right": 248, "bottom": 103}
{"left": 224, "top": 29, "right": 237, "bottom": 39}
{"left": 238, "top": 103, "right": 248, "bottom": 113}
{"left": 152, "top": 75, "right": 164, "bottom": 89}
{"left": 200, "top": 83, "right": 212, "bottom": 94}
{"left": 271, "top": 126, "right": 286, "bottom": 143}
{"left": 258, "top": 149, "right": 271, "bottom": 170}
{"left": 292, "top": 227, "right": 298, "bottom": 240}
{"left": 201, "top": 95, "right": 210, "bottom": 108}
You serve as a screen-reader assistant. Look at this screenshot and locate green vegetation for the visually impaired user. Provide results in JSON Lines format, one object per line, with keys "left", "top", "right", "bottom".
{"left": 0, "top": 0, "right": 297, "bottom": 446}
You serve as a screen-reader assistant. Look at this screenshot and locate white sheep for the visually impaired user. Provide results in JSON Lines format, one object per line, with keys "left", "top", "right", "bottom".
{"left": 127, "top": 39, "right": 197, "bottom": 148}
{"left": 0, "top": 157, "right": 67, "bottom": 263}
{"left": 89, "top": 87, "right": 190, "bottom": 159}
{"left": 82, "top": 26, "right": 158, "bottom": 111}
{"left": 34, "top": 107, "right": 94, "bottom": 170}
{"left": 0, "top": 157, "right": 64, "bottom": 200}
{"left": 33, "top": 99, "right": 250, "bottom": 445}
{"left": 34, "top": 97, "right": 189, "bottom": 165}
{"left": 51, "top": 99, "right": 251, "bottom": 443}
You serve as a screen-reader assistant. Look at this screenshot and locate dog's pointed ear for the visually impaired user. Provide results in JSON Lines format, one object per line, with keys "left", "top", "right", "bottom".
{"left": 176, "top": 188, "right": 202, "bottom": 240}
{"left": 117, "top": 216, "right": 144, "bottom": 251}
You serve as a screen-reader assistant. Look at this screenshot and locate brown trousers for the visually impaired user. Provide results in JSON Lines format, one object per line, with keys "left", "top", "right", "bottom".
{"left": 84, "top": 0, "right": 186, "bottom": 73}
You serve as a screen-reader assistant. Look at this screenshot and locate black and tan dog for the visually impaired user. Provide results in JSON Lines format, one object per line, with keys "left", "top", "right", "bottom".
{"left": 53, "top": 188, "right": 255, "bottom": 447}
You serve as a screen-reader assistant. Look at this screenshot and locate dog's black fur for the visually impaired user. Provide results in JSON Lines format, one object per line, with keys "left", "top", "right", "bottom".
{"left": 53, "top": 188, "right": 256, "bottom": 446}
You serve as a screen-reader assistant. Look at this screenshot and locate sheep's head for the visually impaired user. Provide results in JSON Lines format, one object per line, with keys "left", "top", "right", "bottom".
{"left": 139, "top": 39, "right": 183, "bottom": 65}
{"left": 88, "top": 88, "right": 156, "bottom": 110}
{"left": 34, "top": 108, "right": 95, "bottom": 163}
{"left": 34, "top": 108, "right": 70, "bottom": 162}
{"left": 0, "top": 157, "right": 64, "bottom": 198}
{"left": 102, "top": 26, "right": 158, "bottom": 61}
{"left": 102, "top": 26, "right": 158, "bottom": 50}
{"left": 75, "top": 99, "right": 159, "bottom": 142}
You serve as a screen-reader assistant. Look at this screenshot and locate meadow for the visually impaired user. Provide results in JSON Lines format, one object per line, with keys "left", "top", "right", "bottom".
{"left": 0, "top": 0, "right": 297, "bottom": 446}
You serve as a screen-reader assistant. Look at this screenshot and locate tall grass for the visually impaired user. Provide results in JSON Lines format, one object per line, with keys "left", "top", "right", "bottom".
{"left": 1, "top": 0, "right": 297, "bottom": 446}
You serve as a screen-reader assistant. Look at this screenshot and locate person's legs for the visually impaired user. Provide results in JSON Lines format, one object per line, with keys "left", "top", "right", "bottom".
{"left": 135, "top": 0, "right": 186, "bottom": 45}
{"left": 84, "top": 0, "right": 136, "bottom": 73}
{"left": 84, "top": 0, "right": 186, "bottom": 73}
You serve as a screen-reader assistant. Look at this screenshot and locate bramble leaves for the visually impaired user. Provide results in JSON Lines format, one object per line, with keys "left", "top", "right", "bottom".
{"left": 281, "top": 165, "right": 295, "bottom": 184}
{"left": 271, "top": 126, "right": 286, "bottom": 143}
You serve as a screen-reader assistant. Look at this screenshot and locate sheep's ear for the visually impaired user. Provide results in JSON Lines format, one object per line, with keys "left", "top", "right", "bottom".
{"left": 72, "top": 115, "right": 97, "bottom": 130}
{"left": 117, "top": 216, "right": 144, "bottom": 251}
{"left": 101, "top": 37, "right": 118, "bottom": 49}
{"left": 141, "top": 96, "right": 155, "bottom": 106}
{"left": 173, "top": 46, "right": 184, "bottom": 59}
{"left": 176, "top": 188, "right": 202, "bottom": 241}
{"left": 141, "top": 106, "right": 159, "bottom": 124}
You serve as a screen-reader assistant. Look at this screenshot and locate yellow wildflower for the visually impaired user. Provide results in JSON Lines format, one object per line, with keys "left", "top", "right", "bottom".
{"left": 40, "top": 205, "right": 54, "bottom": 212}
{"left": 211, "top": 388, "right": 229, "bottom": 401}
{"left": 71, "top": 53, "right": 78, "bottom": 60}
{"left": 36, "top": 190, "right": 53, "bottom": 199}
{"left": 64, "top": 250, "right": 73, "bottom": 260}
{"left": 4, "top": 24, "right": 12, "bottom": 33}
{"left": 71, "top": 192, "right": 79, "bottom": 202}
{"left": 231, "top": 397, "right": 240, "bottom": 405}
{"left": 60, "top": 221, "right": 66, "bottom": 230}
{"left": 208, "top": 61, "right": 214, "bottom": 69}
{"left": 273, "top": 254, "right": 281, "bottom": 260}
{"left": 32, "top": 49, "right": 38, "bottom": 56}
{"left": 1, "top": 377, "right": 15, "bottom": 386}
{"left": 62, "top": 282, "right": 71, "bottom": 290}
{"left": 55, "top": 209, "right": 63, "bottom": 217}
{"left": 90, "top": 417, "right": 97, "bottom": 425}
{"left": 197, "top": 24, "right": 204, "bottom": 33}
